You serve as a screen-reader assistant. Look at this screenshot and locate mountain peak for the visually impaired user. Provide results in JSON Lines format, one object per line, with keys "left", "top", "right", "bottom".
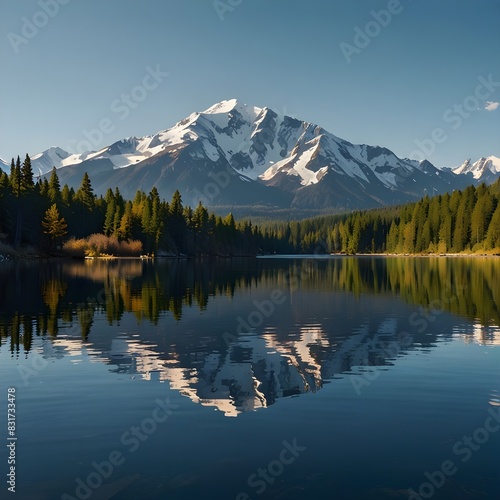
{"left": 31, "top": 146, "right": 69, "bottom": 160}
{"left": 21, "top": 100, "right": 499, "bottom": 215}
{"left": 453, "top": 156, "right": 500, "bottom": 180}
{"left": 202, "top": 99, "right": 263, "bottom": 120}
{"left": 486, "top": 155, "right": 500, "bottom": 164}
{"left": 203, "top": 99, "right": 240, "bottom": 114}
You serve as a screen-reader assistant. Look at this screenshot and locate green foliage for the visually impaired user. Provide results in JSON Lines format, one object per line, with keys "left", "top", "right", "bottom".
{"left": 42, "top": 204, "right": 68, "bottom": 250}
{"left": 2, "top": 154, "right": 499, "bottom": 257}
{"left": 257, "top": 183, "right": 500, "bottom": 255}
{"left": 48, "top": 167, "right": 61, "bottom": 203}
{"left": 9, "top": 157, "right": 21, "bottom": 197}
{"left": 75, "top": 172, "right": 94, "bottom": 211}
{"left": 21, "top": 154, "right": 35, "bottom": 194}
{"left": 0, "top": 156, "right": 270, "bottom": 256}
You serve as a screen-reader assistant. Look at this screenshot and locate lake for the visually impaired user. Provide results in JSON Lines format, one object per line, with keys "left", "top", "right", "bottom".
{"left": 1, "top": 256, "right": 499, "bottom": 500}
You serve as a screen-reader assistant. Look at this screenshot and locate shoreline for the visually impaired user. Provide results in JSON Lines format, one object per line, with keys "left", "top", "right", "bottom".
{"left": 1, "top": 251, "right": 499, "bottom": 262}
{"left": 0, "top": 253, "right": 260, "bottom": 261}
{"left": 259, "top": 252, "right": 500, "bottom": 258}
{"left": 346, "top": 252, "right": 500, "bottom": 258}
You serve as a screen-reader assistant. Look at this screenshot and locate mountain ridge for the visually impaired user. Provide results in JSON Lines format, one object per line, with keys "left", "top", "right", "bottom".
{"left": 2, "top": 99, "right": 498, "bottom": 216}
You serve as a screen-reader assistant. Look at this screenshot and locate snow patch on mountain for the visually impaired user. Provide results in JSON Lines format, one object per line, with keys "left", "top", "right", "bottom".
{"left": 30, "top": 147, "right": 72, "bottom": 176}
{"left": 9, "top": 99, "right": 498, "bottom": 212}
{"left": 289, "top": 143, "right": 321, "bottom": 185}
{"left": 453, "top": 156, "right": 500, "bottom": 180}
{"left": 259, "top": 127, "right": 423, "bottom": 188}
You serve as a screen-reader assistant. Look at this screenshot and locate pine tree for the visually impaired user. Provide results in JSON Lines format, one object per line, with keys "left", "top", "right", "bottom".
{"left": 104, "top": 188, "right": 114, "bottom": 205}
{"left": 48, "top": 167, "right": 61, "bottom": 203}
{"left": 10, "top": 156, "right": 22, "bottom": 197}
{"left": 104, "top": 196, "right": 116, "bottom": 236}
{"left": 73, "top": 172, "right": 95, "bottom": 237}
{"left": 338, "top": 220, "right": 349, "bottom": 253}
{"left": 40, "top": 178, "right": 50, "bottom": 197}
{"left": 20, "top": 154, "right": 34, "bottom": 194}
{"left": 470, "top": 186, "right": 494, "bottom": 248}
{"left": 421, "top": 220, "right": 431, "bottom": 252}
{"left": 113, "top": 206, "right": 122, "bottom": 236}
{"left": 170, "top": 189, "right": 183, "bottom": 217}
{"left": 183, "top": 205, "right": 193, "bottom": 228}
{"left": 192, "top": 201, "right": 209, "bottom": 232}
{"left": 8, "top": 158, "right": 15, "bottom": 189}
{"left": 112, "top": 187, "right": 124, "bottom": 235}
{"left": 118, "top": 201, "right": 133, "bottom": 240}
{"left": 348, "top": 214, "right": 362, "bottom": 254}
{"left": 169, "top": 190, "right": 186, "bottom": 251}
{"left": 413, "top": 199, "right": 428, "bottom": 252}
{"left": 42, "top": 204, "right": 68, "bottom": 249}
{"left": 453, "top": 186, "right": 475, "bottom": 252}
{"left": 150, "top": 187, "right": 163, "bottom": 247}
{"left": 141, "top": 197, "right": 153, "bottom": 251}
{"left": 11, "top": 156, "right": 23, "bottom": 247}
{"left": 485, "top": 203, "right": 500, "bottom": 250}
{"left": 192, "top": 201, "right": 208, "bottom": 255}
{"left": 402, "top": 221, "right": 415, "bottom": 253}
{"left": 0, "top": 171, "right": 9, "bottom": 190}
{"left": 386, "top": 220, "right": 399, "bottom": 252}
{"left": 61, "top": 184, "right": 72, "bottom": 205}
{"left": 331, "top": 224, "right": 341, "bottom": 253}
{"left": 427, "top": 196, "right": 441, "bottom": 245}
{"left": 114, "top": 187, "right": 123, "bottom": 205}
{"left": 438, "top": 210, "right": 452, "bottom": 253}
{"left": 75, "top": 172, "right": 94, "bottom": 211}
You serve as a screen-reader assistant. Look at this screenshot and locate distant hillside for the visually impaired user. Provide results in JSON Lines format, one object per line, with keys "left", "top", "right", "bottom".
{"left": 258, "top": 179, "right": 500, "bottom": 255}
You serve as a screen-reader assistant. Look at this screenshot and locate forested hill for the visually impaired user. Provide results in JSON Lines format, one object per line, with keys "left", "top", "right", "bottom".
{"left": 1, "top": 154, "right": 499, "bottom": 257}
{"left": 259, "top": 179, "right": 500, "bottom": 255}
{"left": 0, "top": 155, "right": 267, "bottom": 256}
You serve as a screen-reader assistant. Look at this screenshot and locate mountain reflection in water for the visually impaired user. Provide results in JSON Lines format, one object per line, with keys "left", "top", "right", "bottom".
{"left": 1, "top": 256, "right": 499, "bottom": 416}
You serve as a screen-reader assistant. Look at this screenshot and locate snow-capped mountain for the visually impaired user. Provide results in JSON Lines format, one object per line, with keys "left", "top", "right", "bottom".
{"left": 1, "top": 148, "right": 74, "bottom": 177}
{"left": 58, "top": 99, "right": 306, "bottom": 178}
{"left": 20, "top": 99, "right": 497, "bottom": 215}
{"left": 453, "top": 156, "right": 500, "bottom": 184}
{"left": 30, "top": 147, "right": 73, "bottom": 177}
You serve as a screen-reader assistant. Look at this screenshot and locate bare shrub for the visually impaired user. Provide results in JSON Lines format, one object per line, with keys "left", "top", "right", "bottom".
{"left": 118, "top": 239, "right": 143, "bottom": 256}
{"left": 62, "top": 235, "right": 142, "bottom": 257}
{"left": 62, "top": 237, "right": 88, "bottom": 257}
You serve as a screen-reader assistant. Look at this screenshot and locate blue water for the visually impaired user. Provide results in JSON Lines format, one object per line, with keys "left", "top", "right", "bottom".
{"left": 0, "top": 257, "right": 499, "bottom": 499}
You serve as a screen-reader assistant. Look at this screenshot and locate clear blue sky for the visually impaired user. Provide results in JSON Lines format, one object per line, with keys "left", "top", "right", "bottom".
{"left": 1, "top": 0, "right": 499, "bottom": 167}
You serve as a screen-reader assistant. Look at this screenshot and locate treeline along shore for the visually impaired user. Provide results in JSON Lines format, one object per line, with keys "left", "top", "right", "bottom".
{"left": 0, "top": 154, "right": 499, "bottom": 258}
